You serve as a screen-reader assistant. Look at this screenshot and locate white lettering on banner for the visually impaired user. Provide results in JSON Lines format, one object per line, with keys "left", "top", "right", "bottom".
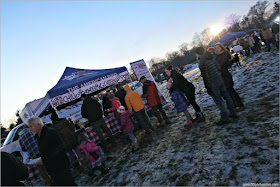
{"left": 130, "top": 59, "right": 166, "bottom": 102}
{"left": 50, "top": 72, "right": 130, "bottom": 108}
{"left": 130, "top": 60, "right": 154, "bottom": 81}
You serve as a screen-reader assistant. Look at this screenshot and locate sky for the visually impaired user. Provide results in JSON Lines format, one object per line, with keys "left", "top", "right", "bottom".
{"left": 1, "top": 0, "right": 259, "bottom": 128}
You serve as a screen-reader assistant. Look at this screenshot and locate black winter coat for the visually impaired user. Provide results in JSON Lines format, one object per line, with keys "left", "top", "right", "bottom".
{"left": 116, "top": 89, "right": 128, "bottom": 110}
{"left": 102, "top": 96, "right": 111, "bottom": 116}
{"left": 37, "top": 126, "right": 70, "bottom": 173}
{"left": 199, "top": 51, "right": 224, "bottom": 89}
{"left": 170, "top": 70, "right": 195, "bottom": 94}
{"left": 215, "top": 52, "right": 234, "bottom": 88}
{"left": 82, "top": 97, "right": 103, "bottom": 122}
{"left": 1, "top": 152, "right": 29, "bottom": 186}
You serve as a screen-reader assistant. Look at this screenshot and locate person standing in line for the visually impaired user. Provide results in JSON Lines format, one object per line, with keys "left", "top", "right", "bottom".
{"left": 262, "top": 28, "right": 279, "bottom": 52}
{"left": 165, "top": 65, "right": 205, "bottom": 122}
{"left": 106, "top": 92, "right": 122, "bottom": 120}
{"left": 19, "top": 128, "right": 52, "bottom": 186}
{"left": 166, "top": 78, "right": 194, "bottom": 127}
{"left": 214, "top": 43, "right": 245, "bottom": 111}
{"left": 195, "top": 47, "right": 238, "bottom": 125}
{"left": 140, "top": 76, "right": 171, "bottom": 126}
{"left": 81, "top": 94, "right": 115, "bottom": 153}
{"left": 124, "top": 84, "right": 155, "bottom": 134}
{"left": 118, "top": 106, "right": 139, "bottom": 150}
{"left": 27, "top": 116, "right": 77, "bottom": 186}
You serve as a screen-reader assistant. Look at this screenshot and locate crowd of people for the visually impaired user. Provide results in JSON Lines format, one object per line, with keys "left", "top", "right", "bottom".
{"left": 231, "top": 28, "right": 279, "bottom": 58}
{"left": 1, "top": 26, "right": 278, "bottom": 186}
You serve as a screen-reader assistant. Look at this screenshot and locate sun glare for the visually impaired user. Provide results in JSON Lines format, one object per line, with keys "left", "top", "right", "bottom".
{"left": 210, "top": 24, "right": 224, "bottom": 36}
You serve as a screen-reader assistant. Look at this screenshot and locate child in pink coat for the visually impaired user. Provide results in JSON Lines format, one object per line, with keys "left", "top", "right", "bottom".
{"left": 118, "top": 106, "right": 139, "bottom": 150}
{"left": 78, "top": 133, "right": 108, "bottom": 176}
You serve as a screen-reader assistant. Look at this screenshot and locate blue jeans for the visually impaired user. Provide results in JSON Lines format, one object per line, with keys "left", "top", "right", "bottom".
{"left": 211, "top": 83, "right": 236, "bottom": 120}
{"left": 127, "top": 133, "right": 137, "bottom": 144}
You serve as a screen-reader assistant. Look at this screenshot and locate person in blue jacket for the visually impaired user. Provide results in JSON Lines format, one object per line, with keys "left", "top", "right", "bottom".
{"left": 166, "top": 78, "right": 194, "bottom": 127}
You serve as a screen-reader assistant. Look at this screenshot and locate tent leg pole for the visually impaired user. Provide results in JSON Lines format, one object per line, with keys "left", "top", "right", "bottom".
{"left": 54, "top": 107, "right": 60, "bottom": 118}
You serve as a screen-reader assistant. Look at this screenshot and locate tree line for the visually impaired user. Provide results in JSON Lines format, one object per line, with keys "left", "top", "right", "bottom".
{"left": 140, "top": 1, "right": 279, "bottom": 77}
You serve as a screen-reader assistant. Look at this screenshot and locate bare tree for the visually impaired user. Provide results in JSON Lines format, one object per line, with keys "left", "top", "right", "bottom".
{"left": 225, "top": 14, "right": 241, "bottom": 32}
{"left": 191, "top": 32, "right": 204, "bottom": 47}
{"left": 147, "top": 57, "right": 162, "bottom": 69}
{"left": 247, "top": 1, "right": 270, "bottom": 28}
{"left": 179, "top": 42, "right": 189, "bottom": 55}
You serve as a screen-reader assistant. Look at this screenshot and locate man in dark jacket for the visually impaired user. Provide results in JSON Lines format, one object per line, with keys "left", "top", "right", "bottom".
{"left": 165, "top": 65, "right": 205, "bottom": 122}
{"left": 27, "top": 116, "right": 77, "bottom": 186}
{"left": 81, "top": 94, "right": 114, "bottom": 152}
{"left": 196, "top": 47, "right": 238, "bottom": 125}
{"left": 115, "top": 84, "right": 128, "bottom": 110}
{"left": 102, "top": 91, "right": 112, "bottom": 116}
{"left": 1, "top": 152, "right": 29, "bottom": 186}
{"left": 140, "top": 76, "right": 171, "bottom": 126}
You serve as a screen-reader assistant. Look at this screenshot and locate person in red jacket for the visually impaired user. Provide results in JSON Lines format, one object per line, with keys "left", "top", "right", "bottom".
{"left": 106, "top": 92, "right": 122, "bottom": 119}
{"left": 118, "top": 106, "right": 139, "bottom": 151}
{"left": 140, "top": 76, "right": 171, "bottom": 126}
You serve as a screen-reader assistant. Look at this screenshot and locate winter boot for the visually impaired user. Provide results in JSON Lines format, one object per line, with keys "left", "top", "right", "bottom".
{"left": 193, "top": 112, "right": 205, "bottom": 123}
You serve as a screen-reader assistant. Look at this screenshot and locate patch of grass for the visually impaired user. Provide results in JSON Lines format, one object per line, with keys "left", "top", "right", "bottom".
{"left": 246, "top": 115, "right": 255, "bottom": 122}
{"left": 167, "top": 173, "right": 180, "bottom": 182}
{"left": 250, "top": 152, "right": 258, "bottom": 158}
{"left": 270, "top": 165, "right": 279, "bottom": 174}
{"left": 216, "top": 181, "right": 229, "bottom": 186}
{"left": 228, "top": 165, "right": 237, "bottom": 180}
{"left": 258, "top": 158, "right": 270, "bottom": 165}
{"left": 118, "top": 180, "right": 130, "bottom": 186}
{"left": 139, "top": 171, "right": 151, "bottom": 178}
{"left": 176, "top": 173, "right": 192, "bottom": 186}
{"left": 268, "top": 141, "right": 279, "bottom": 149}
{"left": 240, "top": 137, "right": 257, "bottom": 146}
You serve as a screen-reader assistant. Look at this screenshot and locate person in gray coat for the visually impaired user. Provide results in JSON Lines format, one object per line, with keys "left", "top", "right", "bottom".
{"left": 196, "top": 47, "right": 238, "bottom": 125}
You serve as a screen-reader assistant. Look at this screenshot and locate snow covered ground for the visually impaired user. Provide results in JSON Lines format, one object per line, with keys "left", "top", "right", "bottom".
{"left": 31, "top": 50, "right": 279, "bottom": 186}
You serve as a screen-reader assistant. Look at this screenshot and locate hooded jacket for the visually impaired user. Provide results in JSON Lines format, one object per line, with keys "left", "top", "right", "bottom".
{"left": 79, "top": 140, "right": 100, "bottom": 163}
{"left": 109, "top": 97, "right": 122, "bottom": 119}
{"left": 81, "top": 96, "right": 103, "bottom": 123}
{"left": 125, "top": 90, "right": 145, "bottom": 114}
{"left": 142, "top": 80, "right": 162, "bottom": 107}
{"left": 169, "top": 86, "right": 189, "bottom": 113}
{"left": 120, "top": 111, "right": 135, "bottom": 134}
{"left": 199, "top": 51, "right": 224, "bottom": 89}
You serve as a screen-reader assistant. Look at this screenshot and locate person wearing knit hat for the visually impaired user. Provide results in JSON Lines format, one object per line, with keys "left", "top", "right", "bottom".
{"left": 207, "top": 47, "right": 215, "bottom": 53}
{"left": 117, "top": 106, "right": 139, "bottom": 151}
{"left": 124, "top": 83, "right": 154, "bottom": 134}
{"left": 124, "top": 84, "right": 131, "bottom": 91}
{"left": 195, "top": 46, "right": 238, "bottom": 126}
